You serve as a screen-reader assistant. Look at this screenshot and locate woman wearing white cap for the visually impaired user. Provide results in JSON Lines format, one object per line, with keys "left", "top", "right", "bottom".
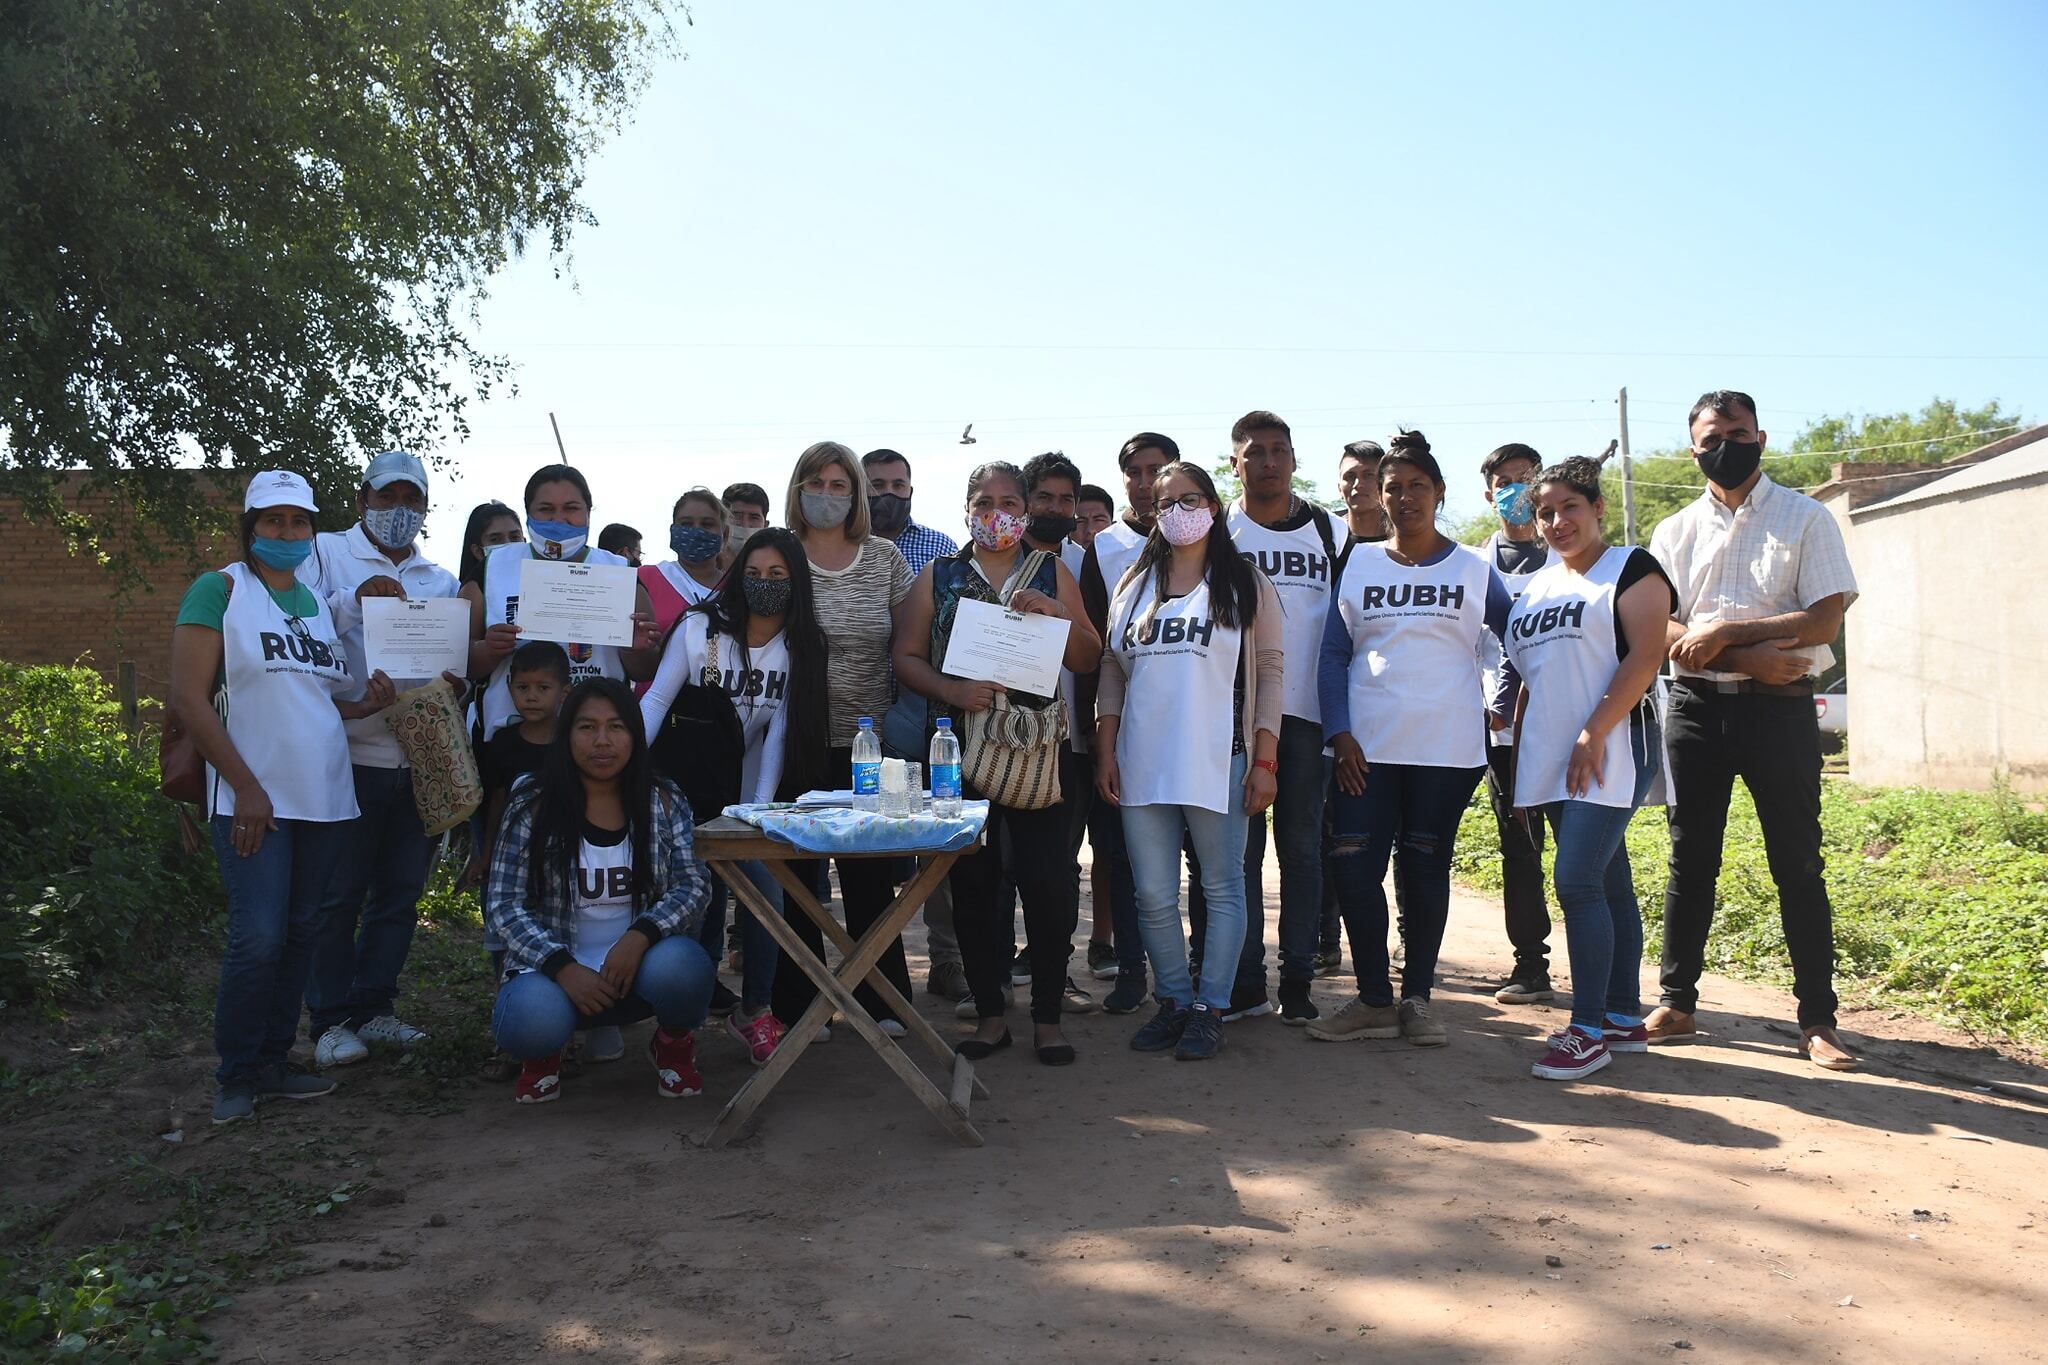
{"left": 169, "top": 470, "right": 400, "bottom": 1125}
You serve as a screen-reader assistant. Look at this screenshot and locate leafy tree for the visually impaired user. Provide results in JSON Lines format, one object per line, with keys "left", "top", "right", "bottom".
{"left": 1209, "top": 459, "right": 1327, "bottom": 510}
{"left": 0, "top": 0, "right": 676, "bottom": 581}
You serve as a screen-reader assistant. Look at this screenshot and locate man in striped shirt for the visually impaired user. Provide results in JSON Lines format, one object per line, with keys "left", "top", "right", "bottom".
{"left": 1648, "top": 390, "right": 1859, "bottom": 1071}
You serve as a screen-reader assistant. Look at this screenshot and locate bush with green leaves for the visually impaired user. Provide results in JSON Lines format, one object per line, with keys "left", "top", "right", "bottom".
{"left": 1453, "top": 780, "right": 2048, "bottom": 1045}
{"left": 0, "top": 663, "right": 219, "bottom": 1011}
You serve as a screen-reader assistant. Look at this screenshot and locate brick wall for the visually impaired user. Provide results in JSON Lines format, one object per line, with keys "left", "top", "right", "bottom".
{"left": 0, "top": 472, "right": 240, "bottom": 705}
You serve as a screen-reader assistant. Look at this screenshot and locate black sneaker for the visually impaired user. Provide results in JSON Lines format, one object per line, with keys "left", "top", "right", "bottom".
{"left": 1130, "top": 1000, "right": 1189, "bottom": 1052}
{"left": 1102, "top": 971, "right": 1148, "bottom": 1015}
{"left": 1494, "top": 972, "right": 1554, "bottom": 1005}
{"left": 1313, "top": 946, "right": 1343, "bottom": 976}
{"left": 1085, "top": 941, "right": 1118, "bottom": 980}
{"left": 1009, "top": 950, "right": 1032, "bottom": 986}
{"left": 708, "top": 982, "right": 741, "bottom": 1017}
{"left": 257, "top": 1064, "right": 337, "bottom": 1102}
{"left": 1174, "top": 1004, "right": 1225, "bottom": 1060}
{"left": 1278, "top": 979, "right": 1319, "bottom": 1025}
{"left": 1221, "top": 981, "right": 1272, "bottom": 1023}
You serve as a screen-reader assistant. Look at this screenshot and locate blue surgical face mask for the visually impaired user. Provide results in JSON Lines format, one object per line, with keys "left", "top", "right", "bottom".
{"left": 362, "top": 503, "right": 425, "bottom": 551}
{"left": 250, "top": 534, "right": 314, "bottom": 570}
{"left": 527, "top": 518, "right": 587, "bottom": 560}
{"left": 670, "top": 524, "right": 724, "bottom": 563}
{"left": 1495, "top": 482, "right": 1534, "bottom": 526}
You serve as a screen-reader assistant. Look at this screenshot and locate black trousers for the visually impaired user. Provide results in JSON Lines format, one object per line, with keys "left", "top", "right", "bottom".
{"left": 1659, "top": 681, "right": 1838, "bottom": 1029}
{"left": 770, "top": 746, "right": 913, "bottom": 1026}
{"left": 1485, "top": 742, "right": 1554, "bottom": 977}
{"left": 951, "top": 780, "right": 1077, "bottom": 1025}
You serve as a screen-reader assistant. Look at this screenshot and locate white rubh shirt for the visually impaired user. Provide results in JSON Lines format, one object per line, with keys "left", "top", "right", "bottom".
{"left": 1225, "top": 500, "right": 1333, "bottom": 724}
{"left": 299, "top": 525, "right": 462, "bottom": 768}
{"left": 1328, "top": 543, "right": 1497, "bottom": 770}
{"left": 1109, "top": 577, "right": 1242, "bottom": 814}
{"left": 478, "top": 540, "right": 633, "bottom": 736}
{"left": 640, "top": 614, "right": 792, "bottom": 805}
{"left": 1649, "top": 474, "right": 1858, "bottom": 681}
{"left": 209, "top": 562, "right": 359, "bottom": 824}
{"left": 1091, "top": 518, "right": 1148, "bottom": 604}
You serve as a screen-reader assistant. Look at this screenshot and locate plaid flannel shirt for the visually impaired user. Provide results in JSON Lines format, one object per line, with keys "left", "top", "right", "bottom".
{"left": 889, "top": 521, "right": 961, "bottom": 578}
{"left": 485, "top": 773, "right": 710, "bottom": 978}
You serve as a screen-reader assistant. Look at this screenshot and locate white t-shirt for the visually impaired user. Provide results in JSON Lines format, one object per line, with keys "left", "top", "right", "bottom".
{"left": 1108, "top": 576, "right": 1242, "bottom": 814}
{"left": 299, "top": 525, "right": 462, "bottom": 768}
{"left": 1226, "top": 500, "right": 1333, "bottom": 723}
{"left": 572, "top": 824, "right": 635, "bottom": 972}
{"left": 478, "top": 541, "right": 633, "bottom": 737}
{"left": 640, "top": 614, "right": 792, "bottom": 805}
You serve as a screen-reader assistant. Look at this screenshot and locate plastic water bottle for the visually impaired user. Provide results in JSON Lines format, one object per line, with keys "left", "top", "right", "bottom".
{"left": 929, "top": 717, "right": 962, "bottom": 818}
{"left": 852, "top": 716, "right": 882, "bottom": 811}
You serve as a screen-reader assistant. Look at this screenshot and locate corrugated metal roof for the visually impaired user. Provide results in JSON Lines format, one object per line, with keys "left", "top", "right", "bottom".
{"left": 1851, "top": 426, "right": 2048, "bottom": 519}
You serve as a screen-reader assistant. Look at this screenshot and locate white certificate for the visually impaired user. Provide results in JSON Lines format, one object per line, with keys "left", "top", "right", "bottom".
{"left": 941, "top": 597, "right": 1071, "bottom": 698}
{"left": 517, "top": 557, "right": 637, "bottom": 648}
{"left": 362, "top": 596, "right": 470, "bottom": 681}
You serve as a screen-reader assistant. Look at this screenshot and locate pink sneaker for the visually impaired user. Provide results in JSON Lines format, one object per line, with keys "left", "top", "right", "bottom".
{"left": 649, "top": 1029, "right": 703, "bottom": 1098}
{"left": 1601, "top": 1019, "right": 1650, "bottom": 1053}
{"left": 1532, "top": 1026, "right": 1611, "bottom": 1082}
{"left": 726, "top": 1010, "right": 786, "bottom": 1066}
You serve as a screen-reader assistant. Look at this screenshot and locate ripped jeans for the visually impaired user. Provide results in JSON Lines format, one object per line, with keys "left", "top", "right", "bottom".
{"left": 1328, "top": 762, "right": 1486, "bottom": 1006}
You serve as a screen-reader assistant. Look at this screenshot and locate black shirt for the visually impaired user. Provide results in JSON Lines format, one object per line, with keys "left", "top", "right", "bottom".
{"left": 480, "top": 726, "right": 551, "bottom": 799}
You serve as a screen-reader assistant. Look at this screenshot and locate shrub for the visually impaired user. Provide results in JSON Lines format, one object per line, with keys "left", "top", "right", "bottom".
{"left": 0, "top": 663, "right": 219, "bottom": 1011}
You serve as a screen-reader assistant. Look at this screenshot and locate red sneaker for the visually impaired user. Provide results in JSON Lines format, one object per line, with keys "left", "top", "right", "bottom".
{"left": 726, "top": 1010, "right": 786, "bottom": 1066}
{"left": 1531, "top": 1026, "right": 1611, "bottom": 1082}
{"left": 514, "top": 1052, "right": 563, "bottom": 1104}
{"left": 1601, "top": 1019, "right": 1650, "bottom": 1053}
{"left": 650, "top": 1028, "right": 702, "bottom": 1098}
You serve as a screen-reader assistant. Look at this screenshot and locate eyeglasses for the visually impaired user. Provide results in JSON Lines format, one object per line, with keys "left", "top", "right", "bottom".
{"left": 1157, "top": 492, "right": 1208, "bottom": 511}
{"left": 284, "top": 616, "right": 319, "bottom": 651}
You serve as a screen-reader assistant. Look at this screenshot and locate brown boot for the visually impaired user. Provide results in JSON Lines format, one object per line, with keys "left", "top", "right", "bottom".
{"left": 1644, "top": 1005, "right": 1697, "bottom": 1041}
{"left": 1800, "top": 1025, "right": 1858, "bottom": 1071}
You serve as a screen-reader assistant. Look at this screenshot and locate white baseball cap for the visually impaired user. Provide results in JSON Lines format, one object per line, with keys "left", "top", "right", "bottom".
{"left": 244, "top": 469, "right": 320, "bottom": 512}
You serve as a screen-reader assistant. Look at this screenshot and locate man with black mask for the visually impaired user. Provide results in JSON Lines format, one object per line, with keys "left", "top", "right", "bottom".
{"left": 862, "top": 448, "right": 957, "bottom": 577}
{"left": 1648, "top": 390, "right": 1859, "bottom": 1072}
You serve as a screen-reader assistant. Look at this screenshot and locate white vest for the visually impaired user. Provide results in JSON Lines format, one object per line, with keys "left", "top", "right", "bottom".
{"left": 1110, "top": 576, "right": 1241, "bottom": 813}
{"left": 208, "top": 562, "right": 359, "bottom": 823}
{"left": 1506, "top": 546, "right": 1655, "bottom": 810}
{"left": 479, "top": 540, "right": 631, "bottom": 736}
{"left": 1479, "top": 532, "right": 1546, "bottom": 748}
{"left": 1093, "top": 518, "right": 1148, "bottom": 604}
{"left": 1333, "top": 543, "right": 1493, "bottom": 769}
{"left": 1226, "top": 501, "right": 1332, "bottom": 723}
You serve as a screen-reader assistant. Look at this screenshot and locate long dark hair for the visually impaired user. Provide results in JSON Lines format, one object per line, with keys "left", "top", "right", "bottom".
{"left": 1125, "top": 461, "right": 1260, "bottom": 629}
{"left": 458, "top": 500, "right": 519, "bottom": 588}
{"left": 701, "top": 527, "right": 830, "bottom": 794}
{"left": 521, "top": 678, "right": 661, "bottom": 916}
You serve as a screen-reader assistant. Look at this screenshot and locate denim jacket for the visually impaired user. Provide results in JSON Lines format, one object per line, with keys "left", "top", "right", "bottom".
{"left": 485, "top": 773, "right": 709, "bottom": 979}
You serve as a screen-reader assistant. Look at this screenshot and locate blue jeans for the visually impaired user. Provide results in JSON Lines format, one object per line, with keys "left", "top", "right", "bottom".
{"left": 1549, "top": 718, "right": 1661, "bottom": 1030}
{"left": 1122, "top": 753, "right": 1249, "bottom": 1012}
{"left": 211, "top": 815, "right": 350, "bottom": 1086}
{"left": 1190, "top": 715, "right": 1327, "bottom": 990}
{"left": 700, "top": 859, "right": 783, "bottom": 1011}
{"left": 491, "top": 935, "right": 716, "bottom": 1060}
{"left": 1329, "top": 761, "right": 1486, "bottom": 1005}
{"left": 307, "top": 765, "right": 435, "bottom": 1037}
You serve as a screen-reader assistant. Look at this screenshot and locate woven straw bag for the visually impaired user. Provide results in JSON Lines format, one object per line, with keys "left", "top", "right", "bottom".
{"left": 962, "top": 689, "right": 1066, "bottom": 810}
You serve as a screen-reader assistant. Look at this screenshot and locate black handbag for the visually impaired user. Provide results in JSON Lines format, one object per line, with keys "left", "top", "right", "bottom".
{"left": 647, "top": 624, "right": 746, "bottom": 822}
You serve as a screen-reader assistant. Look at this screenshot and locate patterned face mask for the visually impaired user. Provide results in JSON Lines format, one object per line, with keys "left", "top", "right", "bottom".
{"left": 362, "top": 503, "right": 425, "bottom": 550}
{"left": 670, "top": 524, "right": 723, "bottom": 563}
{"left": 1156, "top": 502, "right": 1214, "bottom": 546}
{"left": 742, "top": 576, "right": 792, "bottom": 617}
{"left": 526, "top": 518, "right": 586, "bottom": 560}
{"left": 968, "top": 509, "right": 1025, "bottom": 552}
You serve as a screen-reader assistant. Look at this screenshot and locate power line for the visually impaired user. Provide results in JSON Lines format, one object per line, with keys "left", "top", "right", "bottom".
{"left": 499, "top": 339, "right": 2048, "bottom": 362}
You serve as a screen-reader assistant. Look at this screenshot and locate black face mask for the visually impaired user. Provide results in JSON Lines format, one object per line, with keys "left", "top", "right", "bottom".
{"left": 1695, "top": 439, "right": 1763, "bottom": 488}
{"left": 1026, "top": 512, "right": 1078, "bottom": 545}
{"left": 868, "top": 493, "right": 911, "bottom": 537}
{"left": 742, "top": 577, "right": 792, "bottom": 617}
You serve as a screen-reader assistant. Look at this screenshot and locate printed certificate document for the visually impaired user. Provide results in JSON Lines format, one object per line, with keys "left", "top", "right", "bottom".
{"left": 362, "top": 597, "right": 470, "bottom": 680}
{"left": 941, "top": 598, "right": 1070, "bottom": 698}
{"left": 517, "top": 558, "right": 636, "bottom": 648}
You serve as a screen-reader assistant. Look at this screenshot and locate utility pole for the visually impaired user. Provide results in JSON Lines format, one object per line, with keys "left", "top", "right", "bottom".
{"left": 548, "top": 411, "right": 570, "bottom": 461}
{"left": 1617, "top": 386, "right": 1637, "bottom": 546}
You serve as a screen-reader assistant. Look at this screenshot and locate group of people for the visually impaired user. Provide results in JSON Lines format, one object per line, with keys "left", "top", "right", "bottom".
{"left": 170, "top": 388, "right": 1861, "bottom": 1123}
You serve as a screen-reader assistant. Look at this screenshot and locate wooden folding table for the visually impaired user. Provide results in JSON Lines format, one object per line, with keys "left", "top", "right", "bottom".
{"left": 694, "top": 816, "right": 989, "bottom": 1148}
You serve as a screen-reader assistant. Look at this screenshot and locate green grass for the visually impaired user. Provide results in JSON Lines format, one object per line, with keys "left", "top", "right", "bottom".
{"left": 1452, "top": 780, "right": 2048, "bottom": 1046}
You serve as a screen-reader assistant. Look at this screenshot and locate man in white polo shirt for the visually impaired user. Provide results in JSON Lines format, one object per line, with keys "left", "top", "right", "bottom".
{"left": 298, "top": 449, "right": 464, "bottom": 1068}
{"left": 1648, "top": 391, "right": 1859, "bottom": 1071}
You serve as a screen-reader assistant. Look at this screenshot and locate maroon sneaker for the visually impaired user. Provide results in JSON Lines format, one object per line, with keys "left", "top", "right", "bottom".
{"left": 1531, "top": 1026, "right": 1611, "bottom": 1082}
{"left": 650, "top": 1028, "right": 703, "bottom": 1098}
{"left": 1601, "top": 1019, "right": 1650, "bottom": 1053}
{"left": 514, "top": 1052, "right": 563, "bottom": 1104}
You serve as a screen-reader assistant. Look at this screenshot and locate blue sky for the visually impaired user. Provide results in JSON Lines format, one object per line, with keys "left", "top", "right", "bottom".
{"left": 422, "top": 0, "right": 2048, "bottom": 548}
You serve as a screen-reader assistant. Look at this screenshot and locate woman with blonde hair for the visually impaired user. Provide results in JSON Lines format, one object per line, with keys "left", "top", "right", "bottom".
{"left": 770, "top": 441, "right": 917, "bottom": 1035}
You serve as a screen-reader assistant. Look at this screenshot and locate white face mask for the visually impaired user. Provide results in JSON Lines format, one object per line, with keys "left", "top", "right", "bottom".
{"left": 362, "top": 504, "right": 424, "bottom": 550}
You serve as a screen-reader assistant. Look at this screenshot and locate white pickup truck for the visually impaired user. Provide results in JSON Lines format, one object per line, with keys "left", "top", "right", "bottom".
{"left": 1814, "top": 685, "right": 1847, "bottom": 752}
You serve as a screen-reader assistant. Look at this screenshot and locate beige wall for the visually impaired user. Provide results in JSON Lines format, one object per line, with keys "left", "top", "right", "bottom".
{"left": 1848, "top": 481, "right": 2048, "bottom": 791}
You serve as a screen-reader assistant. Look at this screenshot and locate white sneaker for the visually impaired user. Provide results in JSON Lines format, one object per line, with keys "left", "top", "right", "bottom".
{"left": 584, "top": 1025, "right": 625, "bottom": 1062}
{"left": 877, "top": 1018, "right": 907, "bottom": 1038}
{"left": 314, "top": 1024, "right": 369, "bottom": 1068}
{"left": 356, "top": 1015, "right": 429, "bottom": 1050}
{"left": 955, "top": 988, "right": 1013, "bottom": 1020}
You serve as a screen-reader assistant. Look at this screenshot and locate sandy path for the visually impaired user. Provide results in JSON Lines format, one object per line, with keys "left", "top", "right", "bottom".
{"left": 213, "top": 853, "right": 2048, "bottom": 1363}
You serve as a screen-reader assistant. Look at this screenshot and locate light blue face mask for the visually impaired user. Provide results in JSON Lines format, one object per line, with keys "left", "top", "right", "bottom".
{"left": 1495, "top": 482, "right": 1534, "bottom": 526}
{"left": 250, "top": 535, "right": 314, "bottom": 570}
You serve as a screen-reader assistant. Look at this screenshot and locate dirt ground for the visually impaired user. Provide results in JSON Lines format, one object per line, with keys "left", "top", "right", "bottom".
{"left": 172, "top": 848, "right": 2048, "bottom": 1364}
